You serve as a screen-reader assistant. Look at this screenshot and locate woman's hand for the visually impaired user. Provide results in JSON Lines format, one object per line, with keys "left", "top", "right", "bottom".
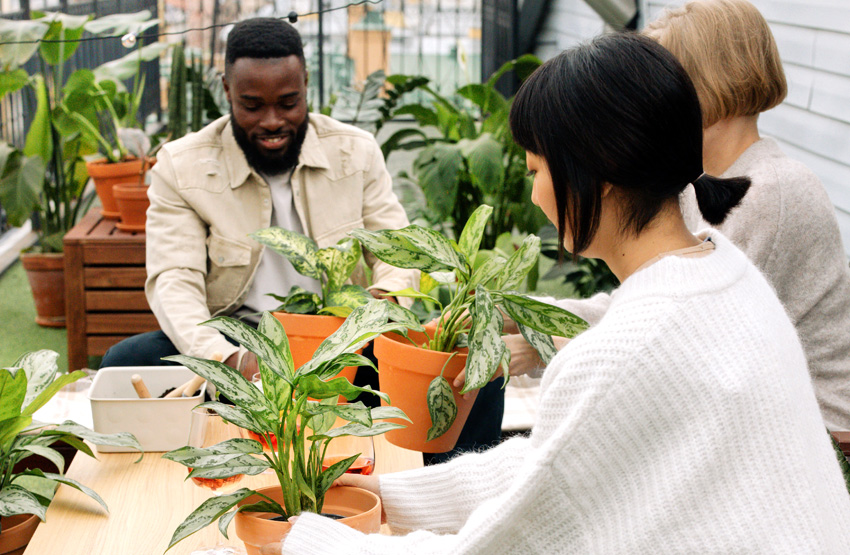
{"left": 334, "top": 473, "right": 386, "bottom": 523}
{"left": 224, "top": 350, "right": 258, "bottom": 382}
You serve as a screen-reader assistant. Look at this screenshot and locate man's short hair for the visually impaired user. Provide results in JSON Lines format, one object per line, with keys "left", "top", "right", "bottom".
{"left": 225, "top": 17, "right": 305, "bottom": 74}
{"left": 644, "top": 0, "right": 787, "bottom": 128}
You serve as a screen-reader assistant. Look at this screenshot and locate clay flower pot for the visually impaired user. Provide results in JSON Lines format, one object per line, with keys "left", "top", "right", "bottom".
{"left": 374, "top": 329, "right": 477, "bottom": 453}
{"left": 271, "top": 312, "right": 360, "bottom": 383}
{"left": 234, "top": 485, "right": 381, "bottom": 554}
{"left": 19, "top": 251, "right": 65, "bottom": 328}
{"left": 112, "top": 183, "right": 150, "bottom": 232}
{"left": 0, "top": 514, "right": 40, "bottom": 555}
{"left": 86, "top": 157, "right": 147, "bottom": 219}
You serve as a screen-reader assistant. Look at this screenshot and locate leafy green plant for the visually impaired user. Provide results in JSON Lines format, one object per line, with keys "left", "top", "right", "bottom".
{"left": 162, "top": 301, "right": 410, "bottom": 549}
{"left": 165, "top": 43, "right": 225, "bottom": 141}
{"left": 328, "top": 69, "right": 427, "bottom": 135}
{"left": 0, "top": 350, "right": 142, "bottom": 531}
{"left": 378, "top": 55, "right": 547, "bottom": 249}
{"left": 351, "top": 204, "right": 589, "bottom": 439}
{"left": 538, "top": 224, "right": 619, "bottom": 298}
{"left": 0, "top": 10, "right": 165, "bottom": 251}
{"left": 250, "top": 228, "right": 372, "bottom": 317}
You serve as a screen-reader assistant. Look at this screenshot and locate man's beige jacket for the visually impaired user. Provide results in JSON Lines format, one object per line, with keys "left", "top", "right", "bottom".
{"left": 145, "top": 114, "right": 416, "bottom": 362}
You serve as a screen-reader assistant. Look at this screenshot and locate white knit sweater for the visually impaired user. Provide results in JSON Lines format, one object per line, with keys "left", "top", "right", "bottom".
{"left": 281, "top": 231, "right": 850, "bottom": 554}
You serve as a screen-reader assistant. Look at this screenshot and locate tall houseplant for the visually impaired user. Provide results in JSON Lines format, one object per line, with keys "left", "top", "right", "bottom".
{"left": 351, "top": 205, "right": 589, "bottom": 452}
{"left": 0, "top": 350, "right": 141, "bottom": 554}
{"left": 162, "top": 301, "right": 411, "bottom": 553}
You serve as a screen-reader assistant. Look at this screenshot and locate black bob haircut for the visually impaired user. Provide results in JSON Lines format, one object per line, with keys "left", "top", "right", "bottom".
{"left": 509, "top": 32, "right": 749, "bottom": 257}
{"left": 225, "top": 17, "right": 305, "bottom": 76}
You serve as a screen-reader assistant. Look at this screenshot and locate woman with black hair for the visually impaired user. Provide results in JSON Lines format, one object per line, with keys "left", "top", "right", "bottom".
{"left": 262, "top": 33, "right": 850, "bottom": 554}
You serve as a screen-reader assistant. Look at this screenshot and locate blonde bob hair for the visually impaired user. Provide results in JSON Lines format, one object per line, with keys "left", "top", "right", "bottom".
{"left": 644, "top": 0, "right": 787, "bottom": 128}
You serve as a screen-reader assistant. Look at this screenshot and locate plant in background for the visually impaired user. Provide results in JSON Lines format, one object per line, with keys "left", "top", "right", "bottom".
{"left": 538, "top": 223, "right": 619, "bottom": 298}
{"left": 162, "top": 302, "right": 410, "bottom": 549}
{"left": 164, "top": 42, "right": 226, "bottom": 141}
{"left": 351, "top": 205, "right": 588, "bottom": 439}
{"left": 250, "top": 228, "right": 373, "bottom": 317}
{"left": 378, "top": 56, "right": 548, "bottom": 250}
{"left": 0, "top": 350, "right": 142, "bottom": 530}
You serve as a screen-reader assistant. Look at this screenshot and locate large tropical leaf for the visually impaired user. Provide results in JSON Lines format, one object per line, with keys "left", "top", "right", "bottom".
{"left": 457, "top": 83, "right": 508, "bottom": 117}
{"left": 394, "top": 225, "right": 466, "bottom": 272}
{"left": 350, "top": 228, "right": 454, "bottom": 273}
{"left": 304, "top": 301, "right": 391, "bottom": 369}
{"left": 21, "top": 370, "right": 86, "bottom": 418}
{"left": 516, "top": 322, "right": 557, "bottom": 366}
{"left": 380, "top": 127, "right": 430, "bottom": 159}
{"left": 499, "top": 293, "right": 589, "bottom": 338}
{"left": 45, "top": 421, "right": 143, "bottom": 453}
{"left": 93, "top": 41, "right": 170, "bottom": 83}
{"left": 0, "top": 69, "right": 28, "bottom": 101}
{"left": 425, "top": 376, "right": 457, "bottom": 441}
{"left": 324, "top": 284, "right": 372, "bottom": 312}
{"left": 318, "top": 421, "right": 405, "bottom": 439}
{"left": 485, "top": 53, "right": 542, "bottom": 89}
{"left": 14, "top": 349, "right": 58, "bottom": 409}
{"left": 414, "top": 143, "right": 463, "bottom": 220}
{"left": 496, "top": 235, "right": 541, "bottom": 290}
{"left": 0, "top": 368, "right": 27, "bottom": 422}
{"left": 163, "top": 355, "right": 273, "bottom": 415}
{"left": 201, "top": 316, "right": 293, "bottom": 384}
{"left": 35, "top": 11, "right": 91, "bottom": 65}
{"left": 317, "top": 238, "right": 361, "bottom": 292}
{"left": 0, "top": 147, "right": 46, "bottom": 228}
{"left": 460, "top": 134, "right": 504, "bottom": 195}
{"left": 23, "top": 75, "right": 51, "bottom": 162}
{"left": 84, "top": 10, "right": 154, "bottom": 35}
{"left": 461, "top": 287, "right": 505, "bottom": 392}
{"left": 0, "top": 18, "right": 48, "bottom": 69}
{"left": 0, "top": 485, "right": 47, "bottom": 520}
{"left": 296, "top": 375, "right": 389, "bottom": 404}
{"left": 166, "top": 488, "right": 255, "bottom": 550}
{"left": 250, "top": 227, "right": 321, "bottom": 280}
{"left": 457, "top": 204, "right": 493, "bottom": 264}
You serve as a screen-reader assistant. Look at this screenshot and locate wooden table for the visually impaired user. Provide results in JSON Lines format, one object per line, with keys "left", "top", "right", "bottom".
{"left": 64, "top": 209, "right": 159, "bottom": 370}
{"left": 24, "top": 435, "right": 423, "bottom": 554}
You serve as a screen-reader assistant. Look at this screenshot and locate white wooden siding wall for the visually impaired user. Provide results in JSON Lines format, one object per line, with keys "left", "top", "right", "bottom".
{"left": 535, "top": 0, "right": 850, "bottom": 256}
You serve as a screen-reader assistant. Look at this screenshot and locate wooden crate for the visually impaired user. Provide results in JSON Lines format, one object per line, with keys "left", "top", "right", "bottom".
{"left": 64, "top": 210, "right": 159, "bottom": 370}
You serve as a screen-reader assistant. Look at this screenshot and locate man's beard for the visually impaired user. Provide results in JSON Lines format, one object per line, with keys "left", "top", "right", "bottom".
{"left": 231, "top": 110, "right": 309, "bottom": 176}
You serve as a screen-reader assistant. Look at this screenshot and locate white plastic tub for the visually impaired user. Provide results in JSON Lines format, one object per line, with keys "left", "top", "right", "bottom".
{"left": 89, "top": 366, "right": 206, "bottom": 453}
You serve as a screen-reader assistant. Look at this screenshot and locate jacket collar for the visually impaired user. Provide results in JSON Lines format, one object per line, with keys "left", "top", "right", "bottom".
{"left": 223, "top": 116, "right": 330, "bottom": 189}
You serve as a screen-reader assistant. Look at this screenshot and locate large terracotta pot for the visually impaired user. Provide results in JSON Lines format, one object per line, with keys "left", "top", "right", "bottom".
{"left": 0, "top": 514, "right": 40, "bottom": 555}
{"left": 19, "top": 252, "right": 65, "bottom": 328}
{"left": 86, "top": 158, "right": 146, "bottom": 219}
{"left": 271, "top": 312, "right": 359, "bottom": 383}
{"left": 234, "top": 485, "right": 381, "bottom": 554}
{"left": 374, "top": 329, "right": 477, "bottom": 453}
{"left": 113, "top": 183, "right": 150, "bottom": 232}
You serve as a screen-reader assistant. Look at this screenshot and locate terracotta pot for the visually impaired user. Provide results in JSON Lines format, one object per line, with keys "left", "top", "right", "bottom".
{"left": 271, "top": 312, "right": 359, "bottom": 384}
{"left": 20, "top": 252, "right": 65, "bottom": 328}
{"left": 86, "top": 158, "right": 147, "bottom": 220}
{"left": 234, "top": 485, "right": 381, "bottom": 554}
{"left": 113, "top": 183, "right": 150, "bottom": 232}
{"left": 374, "top": 329, "right": 477, "bottom": 453}
{"left": 0, "top": 514, "right": 40, "bottom": 555}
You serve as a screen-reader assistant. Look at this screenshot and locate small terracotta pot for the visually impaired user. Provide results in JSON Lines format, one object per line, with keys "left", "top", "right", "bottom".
{"left": 374, "top": 329, "right": 476, "bottom": 453}
{"left": 0, "top": 514, "right": 40, "bottom": 555}
{"left": 86, "top": 157, "right": 147, "bottom": 219}
{"left": 234, "top": 485, "right": 381, "bottom": 554}
{"left": 271, "top": 312, "right": 360, "bottom": 384}
{"left": 20, "top": 251, "right": 65, "bottom": 328}
{"left": 113, "top": 183, "right": 150, "bottom": 232}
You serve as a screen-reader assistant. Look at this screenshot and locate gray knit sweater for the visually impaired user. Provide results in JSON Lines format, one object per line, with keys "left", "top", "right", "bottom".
{"left": 540, "top": 138, "right": 850, "bottom": 431}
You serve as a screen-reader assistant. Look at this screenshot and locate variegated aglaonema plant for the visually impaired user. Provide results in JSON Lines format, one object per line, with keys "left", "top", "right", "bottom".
{"left": 162, "top": 301, "right": 412, "bottom": 551}
{"left": 0, "top": 350, "right": 142, "bottom": 531}
{"left": 250, "top": 227, "right": 372, "bottom": 317}
{"left": 350, "top": 204, "right": 589, "bottom": 440}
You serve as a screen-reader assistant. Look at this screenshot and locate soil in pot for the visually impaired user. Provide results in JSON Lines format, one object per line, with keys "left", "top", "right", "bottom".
{"left": 234, "top": 485, "right": 380, "bottom": 555}
{"left": 20, "top": 252, "right": 65, "bottom": 328}
{"left": 86, "top": 158, "right": 147, "bottom": 219}
{"left": 0, "top": 514, "right": 40, "bottom": 555}
{"left": 113, "top": 183, "right": 150, "bottom": 232}
{"left": 374, "top": 329, "right": 477, "bottom": 453}
{"left": 271, "top": 312, "right": 360, "bottom": 384}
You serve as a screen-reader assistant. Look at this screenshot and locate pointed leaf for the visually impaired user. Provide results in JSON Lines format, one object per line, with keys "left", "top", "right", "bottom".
{"left": 42, "top": 472, "right": 108, "bottom": 513}
{"left": 186, "top": 456, "right": 268, "bottom": 479}
{"left": 350, "top": 228, "right": 453, "bottom": 273}
{"left": 461, "top": 135, "right": 504, "bottom": 194}
{"left": 163, "top": 438, "right": 263, "bottom": 467}
{"left": 0, "top": 18, "right": 48, "bottom": 69}
{"left": 201, "top": 316, "right": 293, "bottom": 384}
{"left": 45, "top": 421, "right": 142, "bottom": 454}
{"left": 23, "top": 75, "right": 51, "bottom": 162}
{"left": 419, "top": 272, "right": 439, "bottom": 295}
{"left": 305, "top": 401, "right": 372, "bottom": 427}
{"left": 314, "top": 353, "right": 373, "bottom": 382}
{"left": 496, "top": 235, "right": 541, "bottom": 290}
{"left": 426, "top": 376, "right": 457, "bottom": 441}
{"left": 250, "top": 227, "right": 321, "bottom": 279}
{"left": 369, "top": 406, "right": 411, "bottom": 423}
{"left": 296, "top": 375, "right": 389, "bottom": 404}
{"left": 0, "top": 369, "right": 27, "bottom": 421}
{"left": 384, "top": 288, "right": 441, "bottom": 308}
{"left": 307, "top": 302, "right": 390, "bottom": 367}
{"left": 470, "top": 254, "right": 507, "bottom": 288}
{"left": 38, "top": 12, "right": 91, "bottom": 65}
{"left": 499, "top": 293, "right": 589, "bottom": 338}
{"left": 394, "top": 226, "right": 466, "bottom": 272}
{"left": 16, "top": 445, "right": 65, "bottom": 473}
{"left": 0, "top": 485, "right": 47, "bottom": 520}
{"left": 0, "top": 69, "right": 28, "bottom": 100}
{"left": 0, "top": 416, "right": 32, "bottom": 449}
{"left": 317, "top": 238, "right": 361, "bottom": 292}
{"left": 84, "top": 10, "right": 153, "bottom": 35}
{"left": 197, "top": 402, "right": 267, "bottom": 435}
{"left": 458, "top": 205, "right": 494, "bottom": 265}
{"left": 317, "top": 454, "right": 358, "bottom": 497}
{"left": 461, "top": 287, "right": 505, "bottom": 393}
{"left": 14, "top": 350, "right": 58, "bottom": 409}
{"left": 325, "top": 284, "right": 372, "bottom": 311}
{"left": 167, "top": 488, "right": 255, "bottom": 550}
{"left": 385, "top": 301, "right": 425, "bottom": 332}
{"left": 21, "top": 371, "right": 86, "bottom": 418}
{"left": 516, "top": 323, "right": 557, "bottom": 366}
{"left": 93, "top": 42, "right": 170, "bottom": 83}
{"left": 318, "top": 421, "right": 405, "bottom": 439}
{"left": 0, "top": 150, "right": 46, "bottom": 228}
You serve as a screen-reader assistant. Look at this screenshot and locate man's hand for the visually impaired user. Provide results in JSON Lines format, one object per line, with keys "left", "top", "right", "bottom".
{"left": 224, "top": 350, "right": 259, "bottom": 382}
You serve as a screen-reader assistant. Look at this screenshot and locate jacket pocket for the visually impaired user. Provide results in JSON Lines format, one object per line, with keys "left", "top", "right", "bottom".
{"left": 207, "top": 234, "right": 252, "bottom": 267}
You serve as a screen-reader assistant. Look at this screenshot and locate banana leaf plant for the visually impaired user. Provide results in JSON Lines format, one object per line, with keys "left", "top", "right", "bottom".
{"left": 0, "top": 350, "right": 142, "bottom": 532}
{"left": 162, "top": 301, "right": 411, "bottom": 550}
{"left": 350, "top": 204, "right": 589, "bottom": 440}
{"left": 250, "top": 228, "right": 373, "bottom": 318}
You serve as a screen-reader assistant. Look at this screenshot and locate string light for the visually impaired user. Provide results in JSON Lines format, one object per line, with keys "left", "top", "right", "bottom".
{"left": 0, "top": 0, "right": 382, "bottom": 47}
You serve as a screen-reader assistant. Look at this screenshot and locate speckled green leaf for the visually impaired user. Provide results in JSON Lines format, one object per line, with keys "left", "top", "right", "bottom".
{"left": 319, "top": 421, "right": 405, "bottom": 439}
{"left": 315, "top": 353, "right": 373, "bottom": 382}
{"left": 461, "top": 287, "right": 505, "bottom": 393}
{"left": 167, "top": 488, "right": 254, "bottom": 550}
{"left": 198, "top": 402, "right": 266, "bottom": 435}
{"left": 251, "top": 227, "right": 321, "bottom": 279}
{"left": 17, "top": 445, "right": 65, "bottom": 474}
{"left": 42, "top": 471, "right": 108, "bottom": 513}
{"left": 258, "top": 312, "right": 293, "bottom": 407}
{"left": 274, "top": 286, "right": 321, "bottom": 315}
{"left": 419, "top": 272, "right": 439, "bottom": 295}
{"left": 469, "top": 254, "right": 507, "bottom": 288}
{"left": 458, "top": 205, "right": 493, "bottom": 264}
{"left": 385, "top": 301, "right": 425, "bottom": 332}
{"left": 0, "top": 485, "right": 46, "bottom": 520}
{"left": 317, "top": 454, "right": 358, "bottom": 498}
{"left": 45, "top": 421, "right": 142, "bottom": 454}
{"left": 426, "top": 376, "right": 457, "bottom": 441}
{"left": 0, "top": 369, "right": 26, "bottom": 422}
{"left": 517, "top": 322, "right": 557, "bottom": 366}
{"left": 13, "top": 350, "right": 57, "bottom": 410}
{"left": 317, "top": 238, "right": 361, "bottom": 291}
{"left": 325, "top": 284, "right": 372, "bottom": 311}
{"left": 21, "top": 370, "right": 85, "bottom": 419}
{"left": 350, "top": 228, "right": 455, "bottom": 273}
{"left": 395, "top": 225, "right": 466, "bottom": 272}
{"left": 496, "top": 235, "right": 541, "bottom": 290}
{"left": 305, "top": 400, "right": 372, "bottom": 427}
{"left": 163, "top": 438, "right": 263, "bottom": 467}
{"left": 296, "top": 375, "right": 389, "bottom": 404}
{"left": 201, "top": 316, "right": 292, "bottom": 383}
{"left": 187, "top": 455, "right": 268, "bottom": 479}
{"left": 499, "top": 293, "right": 589, "bottom": 338}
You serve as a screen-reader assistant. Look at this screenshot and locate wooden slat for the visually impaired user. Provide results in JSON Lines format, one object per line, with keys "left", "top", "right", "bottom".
{"left": 62, "top": 210, "right": 104, "bottom": 243}
{"left": 63, "top": 240, "right": 88, "bottom": 372}
{"left": 87, "top": 335, "right": 136, "bottom": 356}
{"left": 84, "top": 244, "right": 146, "bottom": 265}
{"left": 84, "top": 267, "right": 147, "bottom": 288}
{"left": 86, "top": 313, "right": 160, "bottom": 334}
{"left": 85, "top": 290, "right": 150, "bottom": 311}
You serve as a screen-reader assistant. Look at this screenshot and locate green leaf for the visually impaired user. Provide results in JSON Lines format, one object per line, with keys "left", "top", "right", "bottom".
{"left": 461, "top": 287, "right": 505, "bottom": 393}
{"left": 516, "top": 322, "right": 557, "bottom": 366}
{"left": 197, "top": 402, "right": 266, "bottom": 435}
{"left": 370, "top": 406, "right": 411, "bottom": 423}
{"left": 350, "top": 228, "right": 453, "bottom": 273}
{"left": 38, "top": 12, "right": 91, "bottom": 65}
{"left": 0, "top": 415, "right": 32, "bottom": 450}
{"left": 499, "top": 293, "right": 588, "bottom": 338}
{"left": 257, "top": 313, "right": 294, "bottom": 409}
{"left": 42, "top": 471, "right": 108, "bottom": 513}
{"left": 303, "top": 302, "right": 392, "bottom": 370}
{"left": 380, "top": 127, "right": 431, "bottom": 159}
{"left": 316, "top": 454, "right": 358, "bottom": 498}
{"left": 14, "top": 349, "right": 58, "bottom": 410}
{"left": 385, "top": 301, "right": 425, "bottom": 332}
{"left": 294, "top": 466, "right": 317, "bottom": 503}
{"left": 16, "top": 445, "right": 66, "bottom": 473}
{"left": 11, "top": 474, "right": 57, "bottom": 503}
{"left": 457, "top": 83, "right": 508, "bottom": 117}
{"left": 318, "top": 421, "right": 405, "bottom": 439}
{"left": 469, "top": 254, "right": 507, "bottom": 289}
{"left": 296, "top": 375, "right": 389, "bottom": 404}
{"left": 314, "top": 353, "right": 373, "bottom": 382}
{"left": 163, "top": 438, "right": 263, "bottom": 468}
{"left": 0, "top": 485, "right": 47, "bottom": 520}
{"left": 457, "top": 205, "right": 493, "bottom": 264}
{"left": 0, "top": 69, "right": 28, "bottom": 100}
{"left": 163, "top": 355, "right": 273, "bottom": 415}
{"left": 393, "top": 104, "right": 439, "bottom": 127}
{"left": 21, "top": 370, "right": 85, "bottom": 418}
{"left": 167, "top": 488, "right": 255, "bottom": 550}
{"left": 325, "top": 284, "right": 372, "bottom": 311}
{"left": 0, "top": 18, "right": 48, "bottom": 69}
{"left": 202, "top": 315, "right": 293, "bottom": 384}
{"left": 414, "top": 143, "right": 463, "bottom": 221}
{"left": 44, "top": 421, "right": 142, "bottom": 453}
{"left": 317, "top": 238, "right": 362, "bottom": 292}
{"left": 425, "top": 376, "right": 457, "bottom": 441}
{"left": 0, "top": 147, "right": 46, "bottom": 228}
{"left": 84, "top": 10, "right": 154, "bottom": 34}
{"left": 0, "top": 368, "right": 27, "bottom": 422}
{"left": 23, "top": 75, "right": 51, "bottom": 162}
{"left": 275, "top": 287, "right": 321, "bottom": 315}
{"left": 305, "top": 401, "right": 371, "bottom": 427}
{"left": 186, "top": 455, "right": 268, "bottom": 479}
{"left": 251, "top": 227, "right": 321, "bottom": 280}
{"left": 460, "top": 135, "right": 504, "bottom": 194}
{"left": 496, "top": 235, "right": 541, "bottom": 290}
{"left": 93, "top": 42, "right": 170, "bottom": 83}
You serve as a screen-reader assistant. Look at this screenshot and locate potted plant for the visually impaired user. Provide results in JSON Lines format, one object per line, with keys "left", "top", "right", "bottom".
{"left": 0, "top": 350, "right": 142, "bottom": 555}
{"left": 0, "top": 10, "right": 164, "bottom": 326}
{"left": 162, "top": 301, "right": 412, "bottom": 554}
{"left": 350, "top": 204, "right": 589, "bottom": 452}
{"left": 249, "top": 228, "right": 374, "bottom": 379}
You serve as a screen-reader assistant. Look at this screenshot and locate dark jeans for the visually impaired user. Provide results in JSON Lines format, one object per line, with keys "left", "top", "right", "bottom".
{"left": 100, "top": 330, "right": 242, "bottom": 368}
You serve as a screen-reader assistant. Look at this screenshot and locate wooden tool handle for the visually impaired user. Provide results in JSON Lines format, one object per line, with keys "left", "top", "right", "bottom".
{"left": 131, "top": 374, "right": 151, "bottom": 399}
{"left": 180, "top": 375, "right": 206, "bottom": 397}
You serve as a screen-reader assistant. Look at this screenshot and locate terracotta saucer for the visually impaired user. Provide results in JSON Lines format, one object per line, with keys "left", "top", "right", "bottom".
{"left": 101, "top": 208, "right": 121, "bottom": 219}
{"left": 115, "top": 221, "right": 146, "bottom": 232}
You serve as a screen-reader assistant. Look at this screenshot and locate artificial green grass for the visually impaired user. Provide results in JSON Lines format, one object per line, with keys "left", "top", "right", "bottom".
{"left": 0, "top": 260, "right": 68, "bottom": 371}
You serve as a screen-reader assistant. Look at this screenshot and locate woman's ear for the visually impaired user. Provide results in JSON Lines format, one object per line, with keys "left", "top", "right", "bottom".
{"left": 601, "top": 182, "right": 614, "bottom": 198}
